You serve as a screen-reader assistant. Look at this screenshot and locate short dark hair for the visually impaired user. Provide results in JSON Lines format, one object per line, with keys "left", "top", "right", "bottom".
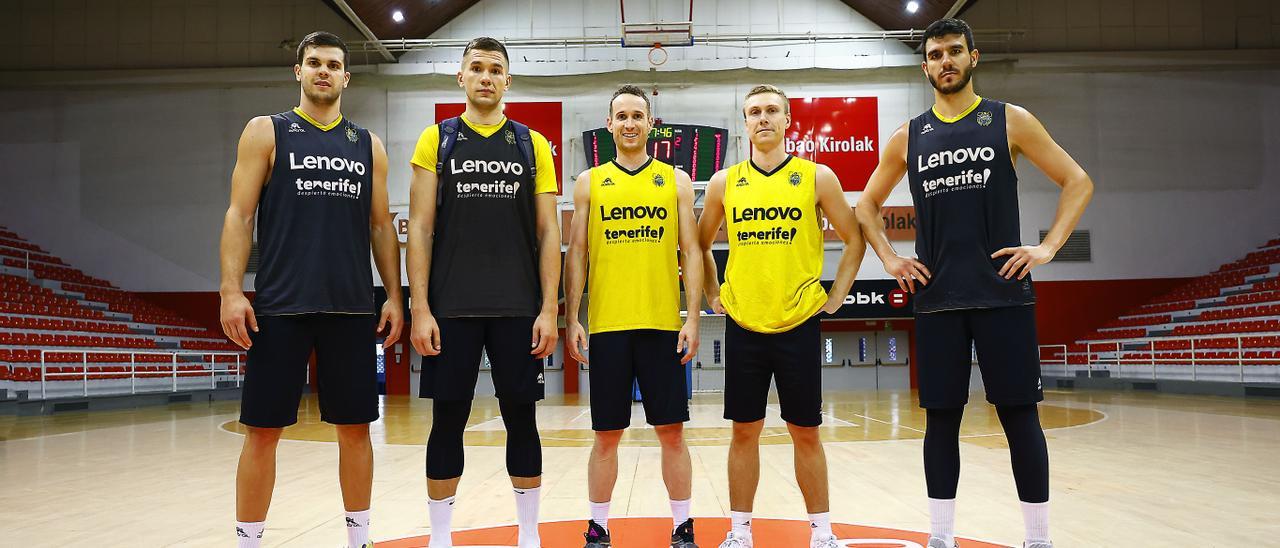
{"left": 921, "top": 18, "right": 975, "bottom": 59}
{"left": 463, "top": 36, "right": 509, "bottom": 63}
{"left": 610, "top": 85, "right": 651, "bottom": 115}
{"left": 297, "top": 31, "right": 348, "bottom": 67}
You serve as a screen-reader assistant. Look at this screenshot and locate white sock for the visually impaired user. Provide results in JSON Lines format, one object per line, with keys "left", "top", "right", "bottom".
{"left": 345, "top": 509, "right": 370, "bottom": 547}
{"left": 671, "top": 498, "right": 691, "bottom": 529}
{"left": 928, "top": 498, "right": 956, "bottom": 544}
{"left": 808, "top": 512, "right": 832, "bottom": 540}
{"left": 590, "top": 500, "right": 611, "bottom": 531}
{"left": 1021, "top": 500, "right": 1050, "bottom": 543}
{"left": 514, "top": 487, "right": 541, "bottom": 548}
{"left": 730, "top": 511, "right": 752, "bottom": 537}
{"left": 428, "top": 496, "right": 455, "bottom": 548}
{"left": 235, "top": 521, "right": 264, "bottom": 548}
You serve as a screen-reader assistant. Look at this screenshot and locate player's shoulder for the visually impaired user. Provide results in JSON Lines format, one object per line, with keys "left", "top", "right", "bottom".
{"left": 240, "top": 116, "right": 277, "bottom": 150}
{"left": 1003, "top": 102, "right": 1034, "bottom": 122}
{"left": 245, "top": 115, "right": 276, "bottom": 132}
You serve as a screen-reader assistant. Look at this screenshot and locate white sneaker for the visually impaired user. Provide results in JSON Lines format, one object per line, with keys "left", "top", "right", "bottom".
{"left": 718, "top": 530, "right": 753, "bottom": 548}
{"left": 810, "top": 533, "right": 840, "bottom": 548}
{"left": 926, "top": 538, "right": 957, "bottom": 548}
{"left": 1024, "top": 542, "right": 1053, "bottom": 548}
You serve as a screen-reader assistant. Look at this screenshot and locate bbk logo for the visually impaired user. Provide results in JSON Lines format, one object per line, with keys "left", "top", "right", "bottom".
{"left": 844, "top": 292, "right": 886, "bottom": 305}
{"left": 288, "top": 122, "right": 306, "bottom": 133}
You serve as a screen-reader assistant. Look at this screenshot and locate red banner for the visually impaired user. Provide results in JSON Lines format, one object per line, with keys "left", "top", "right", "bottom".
{"left": 784, "top": 97, "right": 879, "bottom": 192}
{"left": 435, "top": 101, "right": 563, "bottom": 194}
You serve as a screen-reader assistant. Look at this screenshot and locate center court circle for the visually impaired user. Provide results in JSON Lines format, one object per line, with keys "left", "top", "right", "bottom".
{"left": 376, "top": 517, "right": 1008, "bottom": 547}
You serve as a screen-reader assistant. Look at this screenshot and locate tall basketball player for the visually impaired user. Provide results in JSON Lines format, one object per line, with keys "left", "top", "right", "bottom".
{"left": 698, "top": 85, "right": 865, "bottom": 548}
{"left": 220, "top": 31, "right": 403, "bottom": 548}
{"left": 564, "top": 85, "right": 703, "bottom": 548}
{"left": 405, "top": 37, "right": 560, "bottom": 548}
{"left": 856, "top": 19, "right": 1094, "bottom": 548}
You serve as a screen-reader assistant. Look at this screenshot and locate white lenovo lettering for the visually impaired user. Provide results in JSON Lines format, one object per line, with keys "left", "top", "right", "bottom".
{"left": 450, "top": 158, "right": 525, "bottom": 176}
{"left": 289, "top": 153, "right": 366, "bottom": 175}
{"left": 916, "top": 146, "right": 996, "bottom": 173}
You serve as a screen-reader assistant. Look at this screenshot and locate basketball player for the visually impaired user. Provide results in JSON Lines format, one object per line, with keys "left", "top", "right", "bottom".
{"left": 698, "top": 85, "right": 866, "bottom": 548}
{"left": 855, "top": 19, "right": 1094, "bottom": 548}
{"left": 563, "top": 85, "right": 703, "bottom": 548}
{"left": 405, "top": 37, "right": 559, "bottom": 548}
{"left": 220, "top": 31, "right": 403, "bottom": 548}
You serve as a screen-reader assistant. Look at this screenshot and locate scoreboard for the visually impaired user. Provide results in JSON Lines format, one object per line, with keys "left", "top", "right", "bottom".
{"left": 583, "top": 124, "right": 729, "bottom": 181}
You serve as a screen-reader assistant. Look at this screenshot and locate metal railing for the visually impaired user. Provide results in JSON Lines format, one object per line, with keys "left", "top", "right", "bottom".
{"left": 35, "top": 349, "right": 244, "bottom": 399}
{"left": 1039, "top": 333, "right": 1280, "bottom": 383}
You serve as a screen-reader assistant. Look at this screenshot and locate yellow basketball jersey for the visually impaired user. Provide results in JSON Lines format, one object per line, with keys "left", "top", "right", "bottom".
{"left": 720, "top": 156, "right": 827, "bottom": 333}
{"left": 587, "top": 159, "right": 683, "bottom": 334}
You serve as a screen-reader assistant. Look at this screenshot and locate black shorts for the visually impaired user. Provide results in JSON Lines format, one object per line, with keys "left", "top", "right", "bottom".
{"left": 418, "top": 316, "right": 545, "bottom": 403}
{"left": 587, "top": 329, "right": 690, "bottom": 431}
{"left": 723, "top": 316, "right": 822, "bottom": 427}
{"left": 239, "top": 313, "right": 378, "bottom": 428}
{"left": 915, "top": 304, "right": 1044, "bottom": 409}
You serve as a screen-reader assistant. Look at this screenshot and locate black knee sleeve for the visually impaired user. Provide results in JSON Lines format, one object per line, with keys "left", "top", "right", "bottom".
{"left": 426, "top": 399, "right": 471, "bottom": 480}
{"left": 499, "top": 399, "right": 542, "bottom": 478}
{"left": 923, "top": 406, "right": 964, "bottom": 500}
{"left": 996, "top": 403, "right": 1050, "bottom": 503}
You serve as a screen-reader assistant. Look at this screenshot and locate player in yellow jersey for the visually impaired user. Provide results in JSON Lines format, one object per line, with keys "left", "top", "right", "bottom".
{"left": 564, "top": 85, "right": 704, "bottom": 548}
{"left": 697, "top": 85, "right": 865, "bottom": 548}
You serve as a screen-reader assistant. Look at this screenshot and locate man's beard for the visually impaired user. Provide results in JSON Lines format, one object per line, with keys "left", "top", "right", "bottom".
{"left": 928, "top": 63, "right": 974, "bottom": 95}
{"left": 303, "top": 84, "right": 340, "bottom": 105}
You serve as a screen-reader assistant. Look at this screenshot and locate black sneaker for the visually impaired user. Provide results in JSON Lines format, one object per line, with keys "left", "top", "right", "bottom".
{"left": 671, "top": 518, "right": 698, "bottom": 548}
{"left": 583, "top": 520, "right": 611, "bottom": 547}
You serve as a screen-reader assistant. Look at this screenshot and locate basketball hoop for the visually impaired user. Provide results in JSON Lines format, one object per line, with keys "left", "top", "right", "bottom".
{"left": 648, "top": 43, "right": 669, "bottom": 66}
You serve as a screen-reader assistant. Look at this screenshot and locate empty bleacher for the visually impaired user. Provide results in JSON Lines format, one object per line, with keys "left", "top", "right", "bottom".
{"left": 0, "top": 224, "right": 244, "bottom": 401}
{"left": 1040, "top": 235, "right": 1280, "bottom": 384}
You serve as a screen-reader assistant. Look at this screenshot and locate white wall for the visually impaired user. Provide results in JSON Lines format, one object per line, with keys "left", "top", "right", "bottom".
{"left": 1, "top": 0, "right": 1277, "bottom": 291}
{"left": 393, "top": 0, "right": 917, "bottom": 74}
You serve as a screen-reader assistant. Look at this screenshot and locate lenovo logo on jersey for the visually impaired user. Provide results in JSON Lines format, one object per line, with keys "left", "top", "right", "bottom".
{"left": 916, "top": 146, "right": 996, "bottom": 173}
{"left": 732, "top": 206, "right": 803, "bottom": 223}
{"left": 600, "top": 205, "right": 668, "bottom": 221}
{"left": 289, "top": 153, "right": 366, "bottom": 175}
{"left": 785, "top": 136, "right": 875, "bottom": 154}
{"left": 449, "top": 158, "right": 525, "bottom": 176}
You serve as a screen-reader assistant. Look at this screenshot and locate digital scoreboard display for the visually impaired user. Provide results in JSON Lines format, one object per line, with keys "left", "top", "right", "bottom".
{"left": 583, "top": 124, "right": 729, "bottom": 181}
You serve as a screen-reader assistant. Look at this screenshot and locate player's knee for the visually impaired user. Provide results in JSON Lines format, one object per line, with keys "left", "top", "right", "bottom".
{"left": 243, "top": 426, "right": 283, "bottom": 454}
{"left": 654, "top": 423, "right": 685, "bottom": 449}
{"left": 787, "top": 423, "right": 821, "bottom": 448}
{"left": 731, "top": 420, "right": 764, "bottom": 443}
{"left": 334, "top": 423, "right": 371, "bottom": 447}
{"left": 593, "top": 429, "right": 625, "bottom": 451}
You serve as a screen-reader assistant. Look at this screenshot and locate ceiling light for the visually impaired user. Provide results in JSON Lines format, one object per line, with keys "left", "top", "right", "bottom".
{"left": 906, "top": 1, "right": 919, "bottom": 14}
{"left": 392, "top": 10, "right": 405, "bottom": 23}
